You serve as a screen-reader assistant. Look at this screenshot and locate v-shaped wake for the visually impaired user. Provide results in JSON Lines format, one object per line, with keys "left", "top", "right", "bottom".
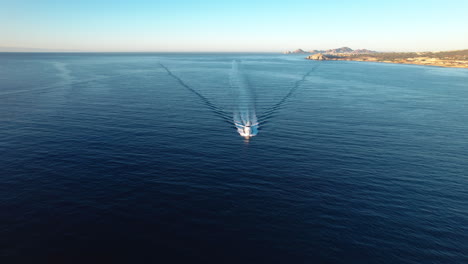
{"left": 159, "top": 61, "right": 317, "bottom": 140}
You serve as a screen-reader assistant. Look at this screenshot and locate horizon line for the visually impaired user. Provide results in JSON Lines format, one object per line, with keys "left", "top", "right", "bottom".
{"left": 1, "top": 47, "right": 466, "bottom": 54}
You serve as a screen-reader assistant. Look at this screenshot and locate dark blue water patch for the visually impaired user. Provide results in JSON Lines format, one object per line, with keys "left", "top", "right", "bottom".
{"left": 1, "top": 53, "right": 468, "bottom": 263}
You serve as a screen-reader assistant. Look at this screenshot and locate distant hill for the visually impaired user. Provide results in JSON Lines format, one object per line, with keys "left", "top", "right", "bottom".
{"left": 351, "top": 49, "right": 378, "bottom": 54}
{"left": 319, "top": 47, "right": 378, "bottom": 54}
{"left": 325, "top": 47, "right": 353, "bottom": 54}
{"left": 284, "top": 47, "right": 377, "bottom": 55}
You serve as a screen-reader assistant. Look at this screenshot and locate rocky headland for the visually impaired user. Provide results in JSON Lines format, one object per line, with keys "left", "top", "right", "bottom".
{"left": 283, "top": 49, "right": 307, "bottom": 54}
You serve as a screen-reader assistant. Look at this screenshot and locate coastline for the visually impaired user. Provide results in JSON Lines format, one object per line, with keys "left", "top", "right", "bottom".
{"left": 325, "top": 58, "right": 468, "bottom": 69}
{"left": 303, "top": 49, "right": 468, "bottom": 69}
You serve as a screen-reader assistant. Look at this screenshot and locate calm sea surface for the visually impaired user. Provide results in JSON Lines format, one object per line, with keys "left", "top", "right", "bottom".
{"left": 1, "top": 53, "right": 467, "bottom": 263}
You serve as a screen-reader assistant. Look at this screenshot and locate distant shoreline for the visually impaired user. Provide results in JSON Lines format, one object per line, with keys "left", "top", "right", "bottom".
{"left": 304, "top": 49, "right": 468, "bottom": 69}
{"left": 318, "top": 58, "right": 468, "bottom": 69}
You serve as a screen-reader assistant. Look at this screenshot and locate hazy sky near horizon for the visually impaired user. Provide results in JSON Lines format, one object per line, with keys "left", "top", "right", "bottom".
{"left": 1, "top": 0, "right": 467, "bottom": 52}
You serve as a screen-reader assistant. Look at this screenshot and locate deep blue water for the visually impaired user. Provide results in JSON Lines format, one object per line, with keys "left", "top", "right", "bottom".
{"left": 1, "top": 53, "right": 468, "bottom": 263}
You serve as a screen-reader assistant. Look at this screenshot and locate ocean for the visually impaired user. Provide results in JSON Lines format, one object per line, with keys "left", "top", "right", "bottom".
{"left": 1, "top": 53, "right": 467, "bottom": 263}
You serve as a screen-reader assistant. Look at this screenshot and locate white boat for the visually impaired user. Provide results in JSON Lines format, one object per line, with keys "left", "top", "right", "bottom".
{"left": 237, "top": 121, "right": 257, "bottom": 139}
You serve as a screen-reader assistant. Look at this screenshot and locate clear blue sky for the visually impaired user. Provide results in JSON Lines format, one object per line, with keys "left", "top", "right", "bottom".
{"left": 1, "top": 0, "right": 467, "bottom": 52}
